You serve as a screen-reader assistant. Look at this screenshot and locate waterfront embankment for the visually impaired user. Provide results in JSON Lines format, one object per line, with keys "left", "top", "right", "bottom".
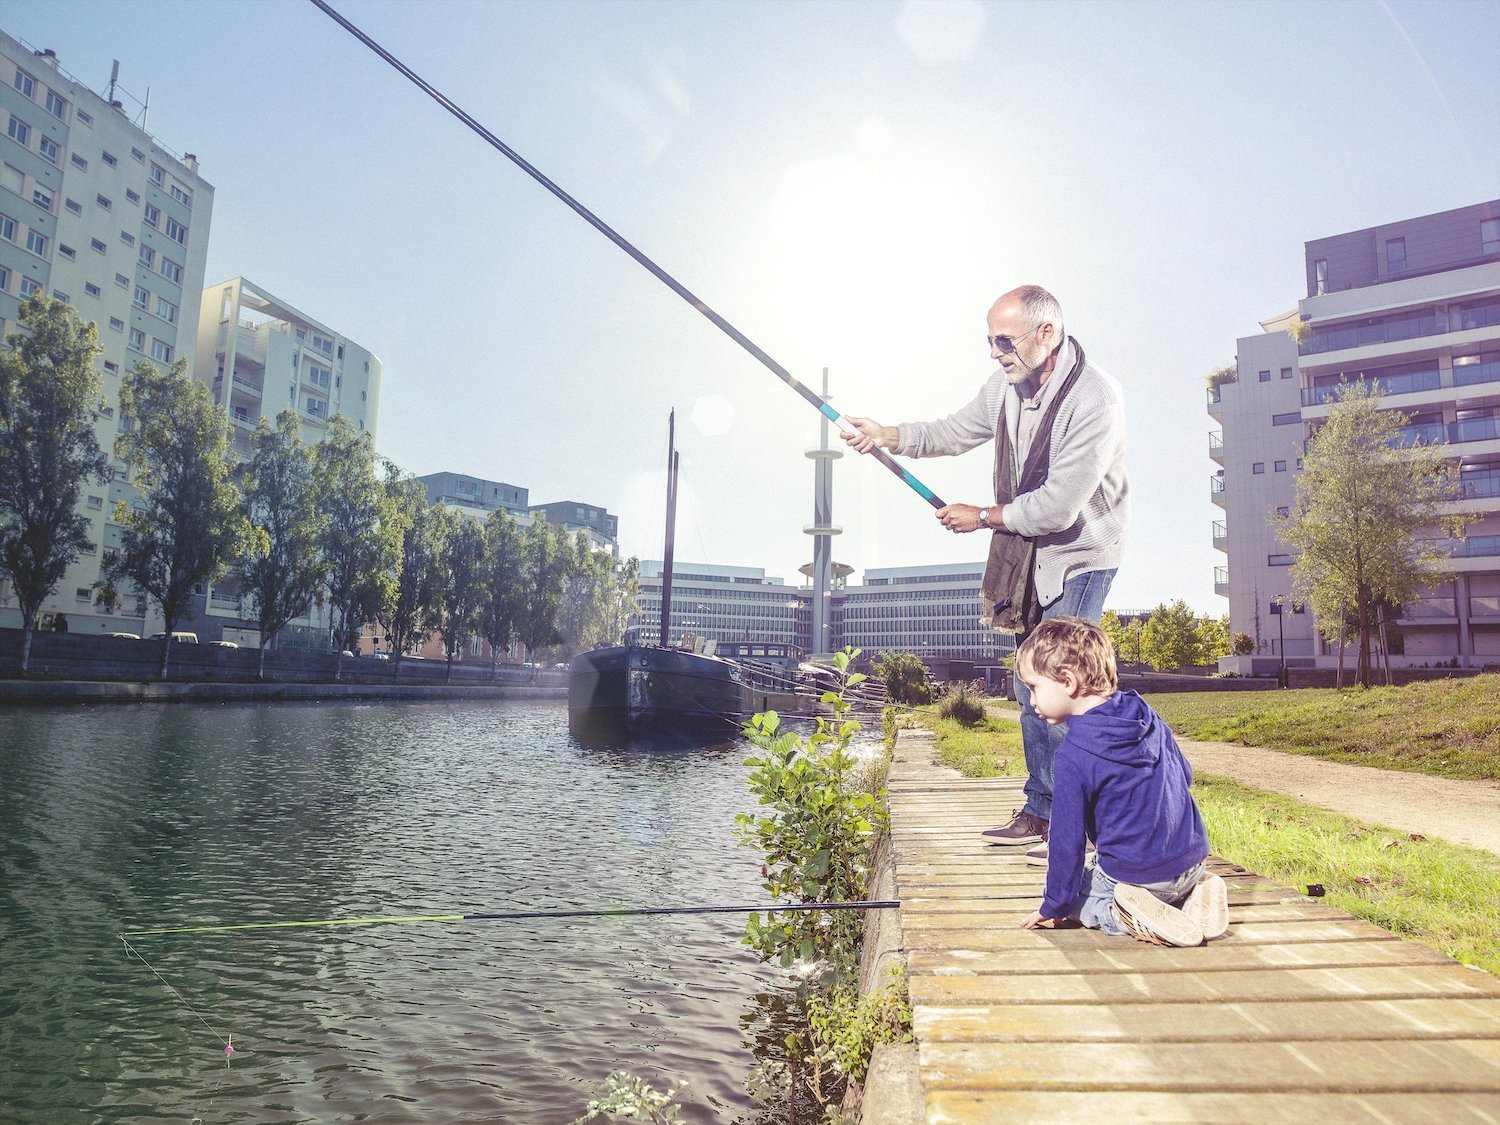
{"left": 0, "top": 677, "right": 565, "bottom": 706}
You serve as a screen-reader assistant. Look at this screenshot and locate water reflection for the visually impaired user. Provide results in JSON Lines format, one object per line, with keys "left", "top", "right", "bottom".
{"left": 0, "top": 701, "right": 847, "bottom": 1122}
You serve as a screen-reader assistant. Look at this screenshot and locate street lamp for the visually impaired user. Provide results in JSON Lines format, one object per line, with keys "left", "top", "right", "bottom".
{"left": 1270, "top": 596, "right": 1303, "bottom": 689}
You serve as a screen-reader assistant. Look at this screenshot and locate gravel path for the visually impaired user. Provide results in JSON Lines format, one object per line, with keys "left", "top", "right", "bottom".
{"left": 1179, "top": 739, "right": 1500, "bottom": 855}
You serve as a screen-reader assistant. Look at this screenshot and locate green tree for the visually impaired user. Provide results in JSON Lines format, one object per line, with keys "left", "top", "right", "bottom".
{"left": 873, "top": 650, "right": 932, "bottom": 705}
{"left": 313, "top": 416, "right": 397, "bottom": 672}
{"left": 0, "top": 293, "right": 110, "bottom": 673}
{"left": 1276, "top": 381, "right": 1470, "bottom": 687}
{"left": 1197, "top": 613, "right": 1232, "bottom": 664}
{"left": 236, "top": 411, "right": 327, "bottom": 678}
{"left": 104, "top": 361, "right": 245, "bottom": 678}
{"left": 1100, "top": 610, "right": 1144, "bottom": 666}
{"left": 435, "top": 507, "right": 487, "bottom": 680}
{"left": 555, "top": 533, "right": 639, "bottom": 659}
{"left": 1139, "top": 600, "right": 1204, "bottom": 670}
{"left": 518, "top": 517, "right": 571, "bottom": 661}
{"left": 480, "top": 507, "right": 527, "bottom": 676}
{"left": 378, "top": 467, "right": 446, "bottom": 669}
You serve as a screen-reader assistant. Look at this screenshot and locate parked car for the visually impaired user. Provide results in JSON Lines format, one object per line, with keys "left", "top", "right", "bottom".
{"left": 372, "top": 652, "right": 390, "bottom": 661}
{"left": 148, "top": 631, "right": 199, "bottom": 644}
{"left": 208, "top": 640, "right": 239, "bottom": 649}
{"left": 108, "top": 632, "right": 141, "bottom": 640}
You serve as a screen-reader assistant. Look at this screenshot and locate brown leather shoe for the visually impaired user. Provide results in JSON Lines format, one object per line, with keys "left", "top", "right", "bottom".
{"left": 980, "top": 809, "right": 1048, "bottom": 846}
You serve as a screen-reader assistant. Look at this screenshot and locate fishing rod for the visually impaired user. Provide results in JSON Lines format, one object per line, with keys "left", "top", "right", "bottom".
{"left": 306, "top": 0, "right": 946, "bottom": 511}
{"left": 121, "top": 899, "right": 901, "bottom": 938}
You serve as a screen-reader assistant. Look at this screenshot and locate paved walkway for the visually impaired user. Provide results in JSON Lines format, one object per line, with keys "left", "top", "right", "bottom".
{"left": 885, "top": 728, "right": 1500, "bottom": 1123}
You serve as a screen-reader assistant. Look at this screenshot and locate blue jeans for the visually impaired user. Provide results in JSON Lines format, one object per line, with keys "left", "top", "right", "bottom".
{"left": 1073, "top": 858, "right": 1207, "bottom": 937}
{"left": 1013, "top": 567, "right": 1116, "bottom": 820}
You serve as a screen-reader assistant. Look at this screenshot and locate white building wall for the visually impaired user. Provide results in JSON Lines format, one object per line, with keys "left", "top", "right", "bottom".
{"left": 0, "top": 32, "right": 214, "bottom": 635}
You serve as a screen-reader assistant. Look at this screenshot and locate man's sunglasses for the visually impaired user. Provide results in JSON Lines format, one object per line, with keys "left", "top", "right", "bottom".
{"left": 987, "top": 323, "right": 1045, "bottom": 355}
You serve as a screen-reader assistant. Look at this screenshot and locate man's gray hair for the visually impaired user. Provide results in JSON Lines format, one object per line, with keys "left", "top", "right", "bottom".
{"left": 1013, "top": 285, "right": 1064, "bottom": 334}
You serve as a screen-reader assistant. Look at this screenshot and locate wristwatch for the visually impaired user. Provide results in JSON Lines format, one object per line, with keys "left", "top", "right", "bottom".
{"left": 979, "top": 507, "right": 992, "bottom": 528}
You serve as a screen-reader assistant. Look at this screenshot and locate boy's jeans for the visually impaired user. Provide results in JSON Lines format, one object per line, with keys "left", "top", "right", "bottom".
{"left": 1072, "top": 858, "right": 1207, "bottom": 937}
{"left": 1013, "top": 567, "right": 1117, "bottom": 820}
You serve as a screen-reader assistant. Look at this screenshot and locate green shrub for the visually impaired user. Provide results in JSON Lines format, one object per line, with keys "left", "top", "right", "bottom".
{"left": 873, "top": 651, "right": 933, "bottom": 706}
{"left": 936, "top": 680, "right": 987, "bottom": 726}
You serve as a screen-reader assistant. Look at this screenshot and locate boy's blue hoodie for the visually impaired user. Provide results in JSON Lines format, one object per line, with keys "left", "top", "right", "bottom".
{"left": 1041, "top": 690, "right": 1209, "bottom": 920}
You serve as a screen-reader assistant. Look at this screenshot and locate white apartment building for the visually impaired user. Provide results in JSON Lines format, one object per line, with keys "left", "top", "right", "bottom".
{"left": 0, "top": 32, "right": 214, "bottom": 635}
{"left": 194, "top": 277, "right": 381, "bottom": 458}
{"left": 1214, "top": 201, "right": 1500, "bottom": 670}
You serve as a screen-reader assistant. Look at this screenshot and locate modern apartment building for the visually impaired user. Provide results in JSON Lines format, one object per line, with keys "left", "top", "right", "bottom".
{"left": 0, "top": 32, "right": 214, "bottom": 635}
{"left": 194, "top": 277, "right": 381, "bottom": 458}
{"left": 1213, "top": 200, "right": 1500, "bottom": 669}
{"left": 628, "top": 559, "right": 1017, "bottom": 666}
{"left": 417, "top": 471, "right": 618, "bottom": 554}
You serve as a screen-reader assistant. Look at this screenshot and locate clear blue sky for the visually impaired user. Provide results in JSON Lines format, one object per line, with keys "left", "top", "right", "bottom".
{"left": 9, "top": 0, "right": 1499, "bottom": 614}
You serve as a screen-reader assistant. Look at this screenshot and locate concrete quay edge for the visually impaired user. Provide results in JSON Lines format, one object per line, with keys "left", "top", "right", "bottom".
{"left": 0, "top": 678, "right": 566, "bottom": 706}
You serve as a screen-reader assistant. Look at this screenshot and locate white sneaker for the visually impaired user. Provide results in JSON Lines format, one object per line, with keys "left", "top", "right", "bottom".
{"left": 1024, "top": 840, "right": 1096, "bottom": 867}
{"left": 1113, "top": 884, "right": 1205, "bottom": 947}
{"left": 1180, "top": 874, "right": 1230, "bottom": 940}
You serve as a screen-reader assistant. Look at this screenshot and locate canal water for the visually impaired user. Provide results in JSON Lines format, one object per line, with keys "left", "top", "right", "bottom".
{"left": 0, "top": 701, "right": 834, "bottom": 1122}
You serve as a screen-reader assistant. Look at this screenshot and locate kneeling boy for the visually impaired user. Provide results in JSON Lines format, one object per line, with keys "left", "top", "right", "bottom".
{"left": 1016, "top": 616, "right": 1229, "bottom": 946}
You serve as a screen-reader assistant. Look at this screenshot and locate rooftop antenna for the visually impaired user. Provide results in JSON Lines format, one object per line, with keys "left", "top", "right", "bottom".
{"left": 140, "top": 86, "right": 151, "bottom": 131}
{"left": 106, "top": 60, "right": 119, "bottom": 103}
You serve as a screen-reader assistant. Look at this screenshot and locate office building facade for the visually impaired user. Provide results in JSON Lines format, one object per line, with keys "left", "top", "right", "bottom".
{"left": 0, "top": 32, "right": 214, "bottom": 634}
{"left": 1214, "top": 200, "right": 1500, "bottom": 669}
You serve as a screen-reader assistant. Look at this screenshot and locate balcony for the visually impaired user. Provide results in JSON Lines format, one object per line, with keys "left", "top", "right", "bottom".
{"left": 1403, "top": 596, "right": 1456, "bottom": 620}
{"left": 1302, "top": 367, "right": 1440, "bottom": 407}
{"left": 1210, "top": 475, "right": 1225, "bottom": 508}
{"left": 1213, "top": 566, "right": 1229, "bottom": 597}
{"left": 1209, "top": 430, "right": 1224, "bottom": 463}
{"left": 1471, "top": 595, "right": 1500, "bottom": 618}
{"left": 1454, "top": 357, "right": 1500, "bottom": 389}
{"left": 1212, "top": 520, "right": 1227, "bottom": 551}
{"left": 1449, "top": 416, "right": 1500, "bottom": 445}
{"left": 1392, "top": 421, "right": 1448, "bottom": 447}
{"left": 1460, "top": 472, "right": 1500, "bottom": 500}
{"left": 1422, "top": 534, "right": 1500, "bottom": 559}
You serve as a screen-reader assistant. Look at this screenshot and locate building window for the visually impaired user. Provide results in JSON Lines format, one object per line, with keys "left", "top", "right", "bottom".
{"left": 20, "top": 277, "right": 41, "bottom": 298}
{"left": 149, "top": 163, "right": 165, "bottom": 186}
{"left": 1280, "top": 367, "right": 1293, "bottom": 379}
{"left": 0, "top": 213, "right": 13, "bottom": 241}
{"left": 150, "top": 339, "right": 174, "bottom": 364}
{"left": 51, "top": 289, "right": 69, "bottom": 303}
{"left": 70, "top": 153, "right": 87, "bottom": 170}
{"left": 1484, "top": 218, "right": 1500, "bottom": 256}
{"left": 32, "top": 188, "right": 52, "bottom": 211}
{"left": 1276, "top": 506, "right": 1289, "bottom": 517}
{"left": 103, "top": 360, "right": 118, "bottom": 373}
{"left": 102, "top": 151, "right": 117, "bottom": 167}
{"left": 134, "top": 286, "right": 151, "bottom": 310}
{"left": 1252, "top": 462, "right": 1265, "bottom": 474}
{"left": 128, "top": 328, "right": 144, "bottom": 352}
{"left": 1385, "top": 237, "right": 1407, "bottom": 274}
{"left": 1296, "top": 458, "right": 1303, "bottom": 470}
{"left": 164, "top": 217, "right": 187, "bottom": 245}
{"left": 0, "top": 265, "right": 7, "bottom": 291}
{"left": 109, "top": 317, "right": 124, "bottom": 331}
{"left": 1274, "top": 460, "right": 1287, "bottom": 472}
{"left": 87, "top": 495, "right": 104, "bottom": 509}
{"left": 138, "top": 245, "right": 155, "bottom": 268}
{"left": 58, "top": 243, "right": 75, "bottom": 259}
{"left": 90, "top": 237, "right": 107, "bottom": 253}
{"left": 76, "top": 109, "right": 92, "bottom": 125}
{"left": 96, "top": 194, "right": 112, "bottom": 210}
{"left": 155, "top": 296, "right": 178, "bottom": 324}
{"left": 160, "top": 257, "right": 183, "bottom": 284}
{"left": 1314, "top": 258, "right": 1327, "bottom": 295}
{"left": 1268, "top": 554, "right": 1295, "bottom": 566}
{"left": 1258, "top": 369, "right": 1271, "bottom": 383}
{"left": 13, "top": 70, "right": 35, "bottom": 98}
{"left": 25, "top": 230, "right": 47, "bottom": 256}
{"left": 65, "top": 198, "right": 82, "bottom": 215}
{"left": 114, "top": 273, "right": 129, "bottom": 288}
{"left": 84, "top": 282, "right": 101, "bottom": 298}
{"left": 45, "top": 90, "right": 67, "bottom": 119}
{"left": 125, "top": 189, "right": 140, "bottom": 204}
{"left": 7, "top": 117, "right": 29, "bottom": 145}
{"left": 1272, "top": 412, "right": 1302, "bottom": 425}
{"left": 143, "top": 203, "right": 159, "bottom": 228}
{"left": 131, "top": 147, "right": 145, "bottom": 162}
{"left": 38, "top": 137, "right": 59, "bottom": 164}
{"left": 306, "top": 397, "right": 327, "bottom": 419}
{"left": 169, "top": 184, "right": 192, "bottom": 207}
{"left": 311, "top": 333, "right": 334, "bottom": 356}
{"left": 76, "top": 587, "right": 92, "bottom": 602}
{"left": 120, "top": 231, "right": 134, "bottom": 245}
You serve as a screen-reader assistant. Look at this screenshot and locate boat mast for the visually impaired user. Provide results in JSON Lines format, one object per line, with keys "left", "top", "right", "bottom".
{"left": 659, "top": 410, "right": 678, "bottom": 647}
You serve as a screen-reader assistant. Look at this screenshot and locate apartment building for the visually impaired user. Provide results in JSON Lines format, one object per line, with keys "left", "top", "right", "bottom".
{"left": 417, "top": 471, "right": 618, "bottom": 554}
{"left": 194, "top": 277, "right": 381, "bottom": 457}
{"left": 1214, "top": 200, "right": 1500, "bottom": 669}
{"left": 0, "top": 32, "right": 214, "bottom": 635}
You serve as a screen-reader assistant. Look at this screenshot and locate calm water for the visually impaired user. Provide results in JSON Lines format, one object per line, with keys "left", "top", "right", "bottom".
{"left": 0, "top": 701, "right": 824, "bottom": 1123}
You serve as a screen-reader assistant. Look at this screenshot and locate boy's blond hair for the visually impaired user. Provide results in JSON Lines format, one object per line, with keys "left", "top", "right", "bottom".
{"left": 1016, "top": 615, "right": 1118, "bottom": 695}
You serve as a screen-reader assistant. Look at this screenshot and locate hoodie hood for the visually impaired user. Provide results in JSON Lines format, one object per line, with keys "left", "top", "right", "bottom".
{"left": 1067, "top": 690, "right": 1161, "bottom": 767}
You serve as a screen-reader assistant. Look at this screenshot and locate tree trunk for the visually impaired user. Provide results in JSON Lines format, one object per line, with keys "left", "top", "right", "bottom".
{"left": 489, "top": 647, "right": 498, "bottom": 683}
{"left": 445, "top": 651, "right": 454, "bottom": 683}
{"left": 1356, "top": 586, "right": 1372, "bottom": 688}
{"left": 1378, "top": 606, "right": 1393, "bottom": 686}
{"left": 19, "top": 612, "right": 36, "bottom": 676}
{"left": 159, "top": 621, "right": 173, "bottom": 679}
{"left": 258, "top": 639, "right": 269, "bottom": 681}
{"left": 1336, "top": 629, "right": 1346, "bottom": 688}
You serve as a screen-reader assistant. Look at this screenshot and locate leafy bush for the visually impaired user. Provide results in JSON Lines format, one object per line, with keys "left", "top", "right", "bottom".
{"left": 873, "top": 651, "right": 933, "bottom": 706}
{"left": 573, "top": 1071, "right": 687, "bottom": 1123}
{"left": 936, "top": 680, "right": 987, "bottom": 726}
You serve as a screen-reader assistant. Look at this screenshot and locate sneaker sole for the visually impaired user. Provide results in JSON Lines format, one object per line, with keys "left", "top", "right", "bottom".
{"left": 1181, "top": 874, "right": 1230, "bottom": 941}
{"left": 982, "top": 833, "right": 1045, "bottom": 847}
{"left": 1114, "top": 884, "right": 1205, "bottom": 948}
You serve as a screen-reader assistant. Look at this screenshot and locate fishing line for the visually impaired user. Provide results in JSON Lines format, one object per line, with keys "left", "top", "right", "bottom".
{"left": 120, "top": 935, "right": 234, "bottom": 1058}
{"left": 306, "top": 0, "right": 946, "bottom": 510}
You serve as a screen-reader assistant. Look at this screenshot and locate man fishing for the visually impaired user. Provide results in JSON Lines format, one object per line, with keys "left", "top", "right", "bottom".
{"left": 841, "top": 284, "right": 1129, "bottom": 860}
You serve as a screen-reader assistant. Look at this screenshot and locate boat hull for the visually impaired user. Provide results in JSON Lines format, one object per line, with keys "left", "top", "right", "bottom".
{"left": 569, "top": 645, "right": 746, "bottom": 733}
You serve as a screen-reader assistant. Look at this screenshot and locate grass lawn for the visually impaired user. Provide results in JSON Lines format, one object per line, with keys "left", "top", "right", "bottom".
{"left": 1141, "top": 674, "right": 1500, "bottom": 781}
{"left": 915, "top": 707, "right": 1500, "bottom": 975}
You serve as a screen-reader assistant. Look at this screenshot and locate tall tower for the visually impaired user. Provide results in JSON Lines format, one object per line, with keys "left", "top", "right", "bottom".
{"left": 804, "top": 368, "right": 842, "bottom": 658}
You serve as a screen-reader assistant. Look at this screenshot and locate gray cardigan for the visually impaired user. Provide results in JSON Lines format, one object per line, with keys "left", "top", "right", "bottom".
{"left": 894, "top": 340, "right": 1129, "bottom": 607}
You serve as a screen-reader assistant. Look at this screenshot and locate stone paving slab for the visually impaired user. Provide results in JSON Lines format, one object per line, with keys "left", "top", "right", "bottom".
{"left": 885, "top": 728, "right": 1500, "bottom": 1121}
